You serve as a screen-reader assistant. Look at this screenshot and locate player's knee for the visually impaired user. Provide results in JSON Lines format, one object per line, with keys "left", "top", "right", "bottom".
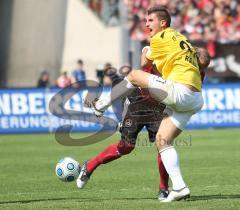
{"left": 127, "top": 70, "right": 140, "bottom": 85}
{"left": 156, "top": 132, "right": 161, "bottom": 142}
{"left": 117, "top": 140, "right": 135, "bottom": 155}
{"left": 155, "top": 133, "right": 170, "bottom": 151}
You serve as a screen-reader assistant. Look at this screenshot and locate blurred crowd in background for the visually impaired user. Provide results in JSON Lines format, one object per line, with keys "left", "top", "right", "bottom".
{"left": 126, "top": 0, "right": 240, "bottom": 44}
{"left": 37, "top": 59, "right": 85, "bottom": 88}
{"left": 84, "top": 0, "right": 240, "bottom": 57}
{"left": 37, "top": 59, "right": 118, "bottom": 88}
{"left": 38, "top": 0, "right": 240, "bottom": 88}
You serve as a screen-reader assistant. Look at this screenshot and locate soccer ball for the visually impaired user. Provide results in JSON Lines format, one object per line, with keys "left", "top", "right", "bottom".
{"left": 55, "top": 157, "right": 81, "bottom": 182}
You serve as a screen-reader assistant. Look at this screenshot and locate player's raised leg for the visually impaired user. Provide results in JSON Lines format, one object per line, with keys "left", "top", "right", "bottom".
{"left": 93, "top": 70, "right": 156, "bottom": 115}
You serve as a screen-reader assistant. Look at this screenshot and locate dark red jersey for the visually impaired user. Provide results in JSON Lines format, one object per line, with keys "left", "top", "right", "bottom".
{"left": 139, "top": 66, "right": 159, "bottom": 105}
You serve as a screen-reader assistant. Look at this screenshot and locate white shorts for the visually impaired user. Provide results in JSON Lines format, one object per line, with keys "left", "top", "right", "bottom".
{"left": 148, "top": 75, "right": 204, "bottom": 130}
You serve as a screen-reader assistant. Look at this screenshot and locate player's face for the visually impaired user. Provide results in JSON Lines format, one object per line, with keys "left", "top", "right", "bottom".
{"left": 146, "top": 13, "right": 162, "bottom": 37}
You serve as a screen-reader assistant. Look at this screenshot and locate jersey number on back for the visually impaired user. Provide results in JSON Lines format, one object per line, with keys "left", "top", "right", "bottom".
{"left": 179, "top": 40, "right": 193, "bottom": 53}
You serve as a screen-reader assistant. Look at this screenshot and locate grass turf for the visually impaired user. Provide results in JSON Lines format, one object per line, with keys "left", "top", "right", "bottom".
{"left": 0, "top": 128, "right": 240, "bottom": 209}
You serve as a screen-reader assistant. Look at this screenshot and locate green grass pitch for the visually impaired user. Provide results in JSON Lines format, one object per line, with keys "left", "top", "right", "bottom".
{"left": 0, "top": 128, "right": 240, "bottom": 209}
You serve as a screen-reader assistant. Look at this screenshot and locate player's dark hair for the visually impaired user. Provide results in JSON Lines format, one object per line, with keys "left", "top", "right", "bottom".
{"left": 195, "top": 47, "right": 211, "bottom": 69}
{"left": 147, "top": 6, "right": 171, "bottom": 27}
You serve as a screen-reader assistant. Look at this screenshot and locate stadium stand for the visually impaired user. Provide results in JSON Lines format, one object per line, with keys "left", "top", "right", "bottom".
{"left": 83, "top": 0, "right": 240, "bottom": 44}
{"left": 83, "top": 0, "right": 240, "bottom": 83}
{"left": 82, "top": 0, "right": 120, "bottom": 26}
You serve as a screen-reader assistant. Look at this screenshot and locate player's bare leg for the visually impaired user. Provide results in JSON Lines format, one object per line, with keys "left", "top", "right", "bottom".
{"left": 93, "top": 70, "right": 152, "bottom": 115}
{"left": 127, "top": 70, "right": 151, "bottom": 88}
{"left": 155, "top": 116, "right": 190, "bottom": 202}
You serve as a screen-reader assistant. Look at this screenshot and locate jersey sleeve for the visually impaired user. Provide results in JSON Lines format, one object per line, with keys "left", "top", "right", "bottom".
{"left": 146, "top": 35, "right": 163, "bottom": 61}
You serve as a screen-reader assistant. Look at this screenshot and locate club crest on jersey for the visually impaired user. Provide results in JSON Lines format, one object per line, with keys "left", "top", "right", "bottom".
{"left": 124, "top": 119, "right": 132, "bottom": 127}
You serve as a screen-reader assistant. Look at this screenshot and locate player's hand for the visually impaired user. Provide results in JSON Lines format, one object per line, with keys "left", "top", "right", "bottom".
{"left": 142, "top": 46, "right": 150, "bottom": 54}
{"left": 142, "top": 46, "right": 152, "bottom": 59}
{"left": 141, "top": 46, "right": 152, "bottom": 68}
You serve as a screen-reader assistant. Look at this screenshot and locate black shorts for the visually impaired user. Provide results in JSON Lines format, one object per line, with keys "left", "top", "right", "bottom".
{"left": 120, "top": 99, "right": 165, "bottom": 145}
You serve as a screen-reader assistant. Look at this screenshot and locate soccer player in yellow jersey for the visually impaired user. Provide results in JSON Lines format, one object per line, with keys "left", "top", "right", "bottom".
{"left": 85, "top": 6, "right": 210, "bottom": 202}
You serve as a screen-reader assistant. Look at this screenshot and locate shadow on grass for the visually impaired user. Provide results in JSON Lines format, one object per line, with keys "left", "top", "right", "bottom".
{"left": 189, "top": 194, "right": 240, "bottom": 201}
{"left": 1, "top": 194, "right": 240, "bottom": 205}
{"left": 0, "top": 197, "right": 154, "bottom": 205}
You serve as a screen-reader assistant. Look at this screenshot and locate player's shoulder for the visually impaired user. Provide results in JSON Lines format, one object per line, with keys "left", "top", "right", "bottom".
{"left": 151, "top": 27, "right": 177, "bottom": 43}
{"left": 164, "top": 28, "right": 187, "bottom": 41}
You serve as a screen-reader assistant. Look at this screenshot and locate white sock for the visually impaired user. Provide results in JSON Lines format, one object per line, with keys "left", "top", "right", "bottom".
{"left": 95, "top": 77, "right": 135, "bottom": 111}
{"left": 160, "top": 147, "right": 186, "bottom": 190}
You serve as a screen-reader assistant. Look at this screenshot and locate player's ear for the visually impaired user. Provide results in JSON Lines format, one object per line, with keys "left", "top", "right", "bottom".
{"left": 159, "top": 19, "right": 167, "bottom": 28}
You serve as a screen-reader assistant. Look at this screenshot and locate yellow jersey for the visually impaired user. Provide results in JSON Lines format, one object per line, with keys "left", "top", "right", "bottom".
{"left": 146, "top": 27, "right": 202, "bottom": 91}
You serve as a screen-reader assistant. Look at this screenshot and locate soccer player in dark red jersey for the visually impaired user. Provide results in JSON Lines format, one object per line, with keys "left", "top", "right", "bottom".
{"left": 77, "top": 64, "right": 170, "bottom": 200}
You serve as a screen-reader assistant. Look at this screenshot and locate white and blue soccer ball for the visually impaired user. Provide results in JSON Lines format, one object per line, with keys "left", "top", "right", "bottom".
{"left": 55, "top": 157, "right": 81, "bottom": 182}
